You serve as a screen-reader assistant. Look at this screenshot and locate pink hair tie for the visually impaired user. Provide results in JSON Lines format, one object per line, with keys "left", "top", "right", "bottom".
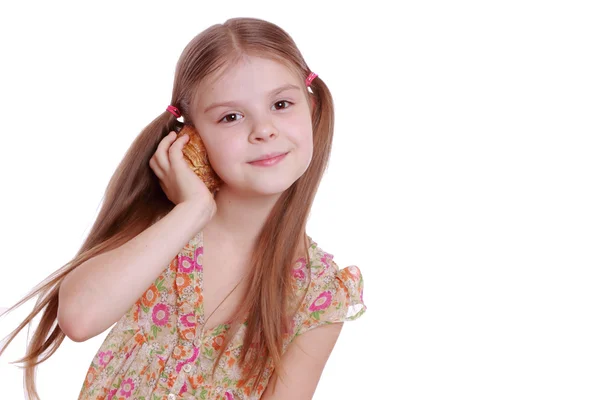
{"left": 166, "top": 105, "right": 181, "bottom": 118}
{"left": 305, "top": 72, "right": 318, "bottom": 87}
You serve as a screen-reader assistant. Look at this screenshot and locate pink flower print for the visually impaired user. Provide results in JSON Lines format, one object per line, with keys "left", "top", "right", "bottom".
{"left": 317, "top": 252, "right": 333, "bottom": 277}
{"left": 292, "top": 258, "right": 306, "bottom": 279}
{"left": 179, "top": 255, "right": 194, "bottom": 273}
{"left": 225, "top": 391, "right": 234, "bottom": 400}
{"left": 152, "top": 303, "right": 170, "bottom": 326}
{"left": 295, "top": 257, "right": 307, "bottom": 268}
{"left": 179, "top": 382, "right": 188, "bottom": 395}
{"left": 176, "top": 346, "right": 199, "bottom": 373}
{"left": 107, "top": 389, "right": 117, "bottom": 399}
{"left": 97, "top": 350, "right": 113, "bottom": 367}
{"left": 293, "top": 268, "right": 305, "bottom": 280}
{"left": 180, "top": 312, "right": 196, "bottom": 328}
{"left": 321, "top": 252, "right": 333, "bottom": 267}
{"left": 175, "top": 362, "right": 184, "bottom": 374}
{"left": 195, "top": 246, "right": 204, "bottom": 272}
{"left": 187, "top": 345, "right": 200, "bottom": 362}
{"left": 119, "top": 377, "right": 135, "bottom": 398}
{"left": 309, "top": 291, "right": 332, "bottom": 312}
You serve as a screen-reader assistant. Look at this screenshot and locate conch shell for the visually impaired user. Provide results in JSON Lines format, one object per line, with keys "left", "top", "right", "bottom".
{"left": 176, "top": 125, "right": 222, "bottom": 193}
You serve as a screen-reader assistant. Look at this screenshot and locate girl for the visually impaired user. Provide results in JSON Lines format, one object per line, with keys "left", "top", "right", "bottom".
{"left": 0, "top": 17, "right": 366, "bottom": 400}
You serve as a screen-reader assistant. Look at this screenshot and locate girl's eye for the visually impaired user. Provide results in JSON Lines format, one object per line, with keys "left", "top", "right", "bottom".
{"left": 218, "top": 100, "right": 293, "bottom": 124}
{"left": 273, "top": 100, "right": 292, "bottom": 110}
{"left": 220, "top": 113, "right": 242, "bottom": 124}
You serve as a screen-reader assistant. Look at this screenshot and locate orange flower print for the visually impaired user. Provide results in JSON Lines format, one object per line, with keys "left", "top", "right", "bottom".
{"left": 180, "top": 327, "right": 195, "bottom": 341}
{"left": 141, "top": 286, "right": 159, "bottom": 308}
{"left": 191, "top": 286, "right": 202, "bottom": 305}
{"left": 212, "top": 335, "right": 224, "bottom": 351}
{"left": 227, "top": 356, "right": 235, "bottom": 368}
{"left": 168, "top": 374, "right": 176, "bottom": 386}
{"left": 347, "top": 265, "right": 361, "bottom": 279}
{"left": 188, "top": 374, "right": 204, "bottom": 389}
{"left": 175, "top": 273, "right": 192, "bottom": 290}
{"left": 132, "top": 303, "right": 140, "bottom": 323}
{"left": 134, "top": 333, "right": 145, "bottom": 345}
{"left": 309, "top": 291, "right": 332, "bottom": 312}
{"left": 84, "top": 367, "right": 97, "bottom": 389}
{"left": 168, "top": 256, "right": 178, "bottom": 272}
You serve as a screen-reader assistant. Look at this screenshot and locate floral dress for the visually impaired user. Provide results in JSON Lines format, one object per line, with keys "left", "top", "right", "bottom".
{"left": 78, "top": 229, "right": 366, "bottom": 400}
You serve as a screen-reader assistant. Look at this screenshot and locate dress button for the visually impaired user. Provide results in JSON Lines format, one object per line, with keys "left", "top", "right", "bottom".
{"left": 183, "top": 363, "right": 192, "bottom": 373}
{"left": 168, "top": 394, "right": 176, "bottom": 400}
{"left": 193, "top": 338, "right": 201, "bottom": 347}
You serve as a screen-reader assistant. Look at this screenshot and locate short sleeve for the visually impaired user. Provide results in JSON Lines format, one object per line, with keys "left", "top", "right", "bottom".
{"left": 294, "top": 260, "right": 367, "bottom": 338}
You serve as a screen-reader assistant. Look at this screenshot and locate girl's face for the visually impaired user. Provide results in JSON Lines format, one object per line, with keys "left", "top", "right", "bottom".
{"left": 190, "top": 56, "right": 314, "bottom": 197}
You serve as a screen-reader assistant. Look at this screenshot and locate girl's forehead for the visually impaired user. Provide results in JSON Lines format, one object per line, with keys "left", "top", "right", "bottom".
{"left": 209, "top": 58, "right": 297, "bottom": 88}
{"left": 193, "top": 57, "right": 303, "bottom": 105}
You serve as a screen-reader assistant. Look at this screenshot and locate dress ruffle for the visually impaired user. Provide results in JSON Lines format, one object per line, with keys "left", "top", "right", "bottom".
{"left": 293, "top": 243, "right": 367, "bottom": 337}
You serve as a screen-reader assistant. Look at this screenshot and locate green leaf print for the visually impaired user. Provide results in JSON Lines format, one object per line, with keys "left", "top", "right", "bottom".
{"left": 112, "top": 377, "right": 122, "bottom": 389}
{"left": 200, "top": 388, "right": 208, "bottom": 399}
{"left": 203, "top": 346, "right": 214, "bottom": 358}
{"left": 310, "top": 310, "right": 323, "bottom": 320}
{"left": 141, "top": 304, "right": 149, "bottom": 314}
{"left": 155, "top": 278, "right": 166, "bottom": 291}
{"left": 213, "top": 324, "right": 226, "bottom": 335}
{"left": 151, "top": 324, "right": 159, "bottom": 338}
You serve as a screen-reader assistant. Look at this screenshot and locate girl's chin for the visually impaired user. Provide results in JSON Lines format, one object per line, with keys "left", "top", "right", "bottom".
{"left": 216, "top": 182, "right": 294, "bottom": 197}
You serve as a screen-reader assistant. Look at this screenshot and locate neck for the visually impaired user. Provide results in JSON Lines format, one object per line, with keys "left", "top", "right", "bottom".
{"left": 203, "top": 184, "right": 283, "bottom": 248}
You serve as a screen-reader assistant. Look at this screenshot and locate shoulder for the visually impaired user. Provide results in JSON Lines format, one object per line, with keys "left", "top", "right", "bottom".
{"left": 291, "top": 238, "right": 367, "bottom": 338}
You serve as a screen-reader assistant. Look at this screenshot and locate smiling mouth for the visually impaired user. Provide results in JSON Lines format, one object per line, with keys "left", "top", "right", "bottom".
{"left": 248, "top": 152, "right": 289, "bottom": 166}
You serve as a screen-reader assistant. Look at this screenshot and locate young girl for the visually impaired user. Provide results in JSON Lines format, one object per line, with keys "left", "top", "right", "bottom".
{"left": 0, "top": 17, "right": 366, "bottom": 400}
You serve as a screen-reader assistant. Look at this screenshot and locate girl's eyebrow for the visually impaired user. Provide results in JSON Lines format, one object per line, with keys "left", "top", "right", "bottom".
{"left": 203, "top": 83, "right": 301, "bottom": 113}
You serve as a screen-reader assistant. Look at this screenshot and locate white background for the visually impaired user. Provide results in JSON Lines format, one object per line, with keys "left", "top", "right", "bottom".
{"left": 0, "top": 0, "right": 599, "bottom": 399}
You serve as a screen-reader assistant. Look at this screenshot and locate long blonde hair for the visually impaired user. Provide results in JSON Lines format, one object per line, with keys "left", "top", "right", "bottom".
{"left": 0, "top": 17, "right": 334, "bottom": 398}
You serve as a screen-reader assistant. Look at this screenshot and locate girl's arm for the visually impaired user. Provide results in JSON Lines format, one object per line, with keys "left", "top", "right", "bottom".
{"left": 261, "top": 323, "right": 344, "bottom": 399}
{"left": 57, "top": 201, "right": 211, "bottom": 342}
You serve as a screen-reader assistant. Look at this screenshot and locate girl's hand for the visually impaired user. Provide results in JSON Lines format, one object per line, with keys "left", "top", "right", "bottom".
{"left": 149, "top": 131, "right": 217, "bottom": 217}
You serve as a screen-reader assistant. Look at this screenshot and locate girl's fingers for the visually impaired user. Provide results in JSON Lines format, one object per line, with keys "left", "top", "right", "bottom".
{"left": 149, "top": 156, "right": 165, "bottom": 179}
{"left": 155, "top": 131, "right": 179, "bottom": 169}
{"left": 168, "top": 134, "right": 189, "bottom": 164}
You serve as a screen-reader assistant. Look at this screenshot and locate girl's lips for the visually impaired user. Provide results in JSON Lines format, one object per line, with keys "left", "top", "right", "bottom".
{"left": 248, "top": 152, "right": 289, "bottom": 166}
